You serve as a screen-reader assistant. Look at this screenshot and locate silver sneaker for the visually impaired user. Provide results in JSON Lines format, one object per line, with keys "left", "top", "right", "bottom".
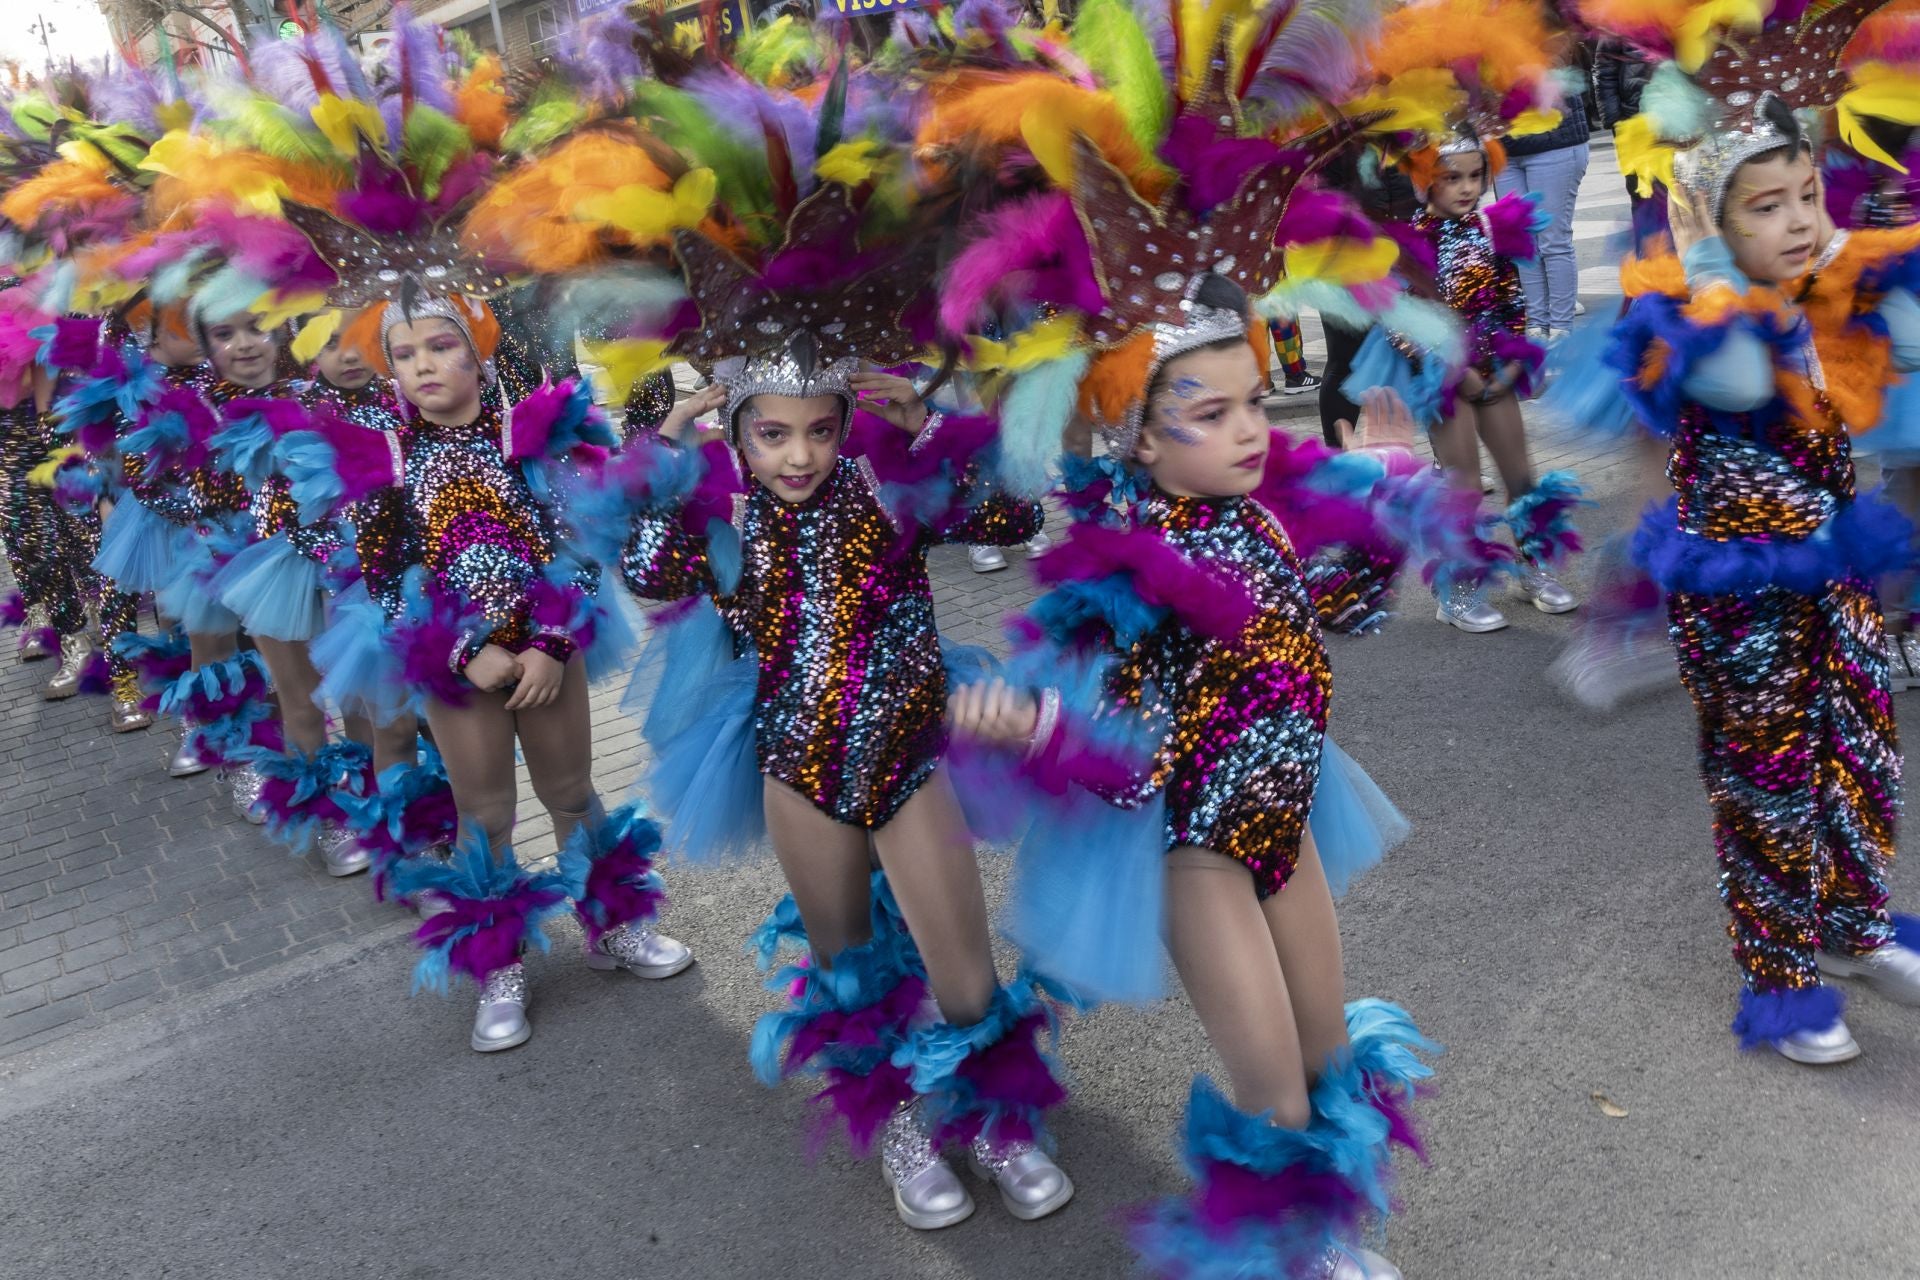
{"left": 472, "top": 962, "right": 531, "bottom": 1053}
{"left": 583, "top": 922, "right": 694, "bottom": 979}
{"left": 1328, "top": 1246, "right": 1404, "bottom": 1280}
{"left": 316, "top": 825, "right": 371, "bottom": 878}
{"left": 1548, "top": 634, "right": 1675, "bottom": 712}
{"left": 1819, "top": 938, "right": 1920, "bottom": 1006}
{"left": 167, "top": 729, "right": 212, "bottom": 778}
{"left": 1024, "top": 530, "right": 1052, "bottom": 558}
{"left": 17, "top": 604, "right": 53, "bottom": 660}
{"left": 1887, "top": 636, "right": 1915, "bottom": 693}
{"left": 881, "top": 1105, "right": 974, "bottom": 1230}
{"left": 43, "top": 633, "right": 91, "bottom": 700}
{"left": 1517, "top": 565, "right": 1578, "bottom": 614}
{"left": 969, "top": 1136, "right": 1073, "bottom": 1221}
{"left": 1770, "top": 1018, "right": 1861, "bottom": 1066}
{"left": 228, "top": 764, "right": 267, "bottom": 824}
{"left": 1436, "top": 581, "right": 1509, "bottom": 633}
{"left": 1898, "top": 634, "right": 1920, "bottom": 693}
{"left": 968, "top": 545, "right": 1008, "bottom": 573}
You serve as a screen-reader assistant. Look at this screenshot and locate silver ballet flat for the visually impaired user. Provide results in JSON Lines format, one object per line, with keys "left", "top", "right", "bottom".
{"left": 1820, "top": 939, "right": 1920, "bottom": 1006}
{"left": 969, "top": 1136, "right": 1074, "bottom": 1221}
{"left": 1517, "top": 565, "right": 1578, "bottom": 614}
{"left": 228, "top": 764, "right": 267, "bottom": 824}
{"left": 167, "top": 730, "right": 211, "bottom": 778}
{"left": 471, "top": 963, "right": 531, "bottom": 1053}
{"left": 1327, "top": 1245, "right": 1404, "bottom": 1280}
{"left": 881, "top": 1105, "right": 974, "bottom": 1230}
{"left": 583, "top": 922, "right": 694, "bottom": 979}
{"left": 1770, "top": 1018, "right": 1861, "bottom": 1066}
{"left": 316, "top": 825, "right": 371, "bottom": 878}
{"left": 1436, "top": 581, "right": 1509, "bottom": 634}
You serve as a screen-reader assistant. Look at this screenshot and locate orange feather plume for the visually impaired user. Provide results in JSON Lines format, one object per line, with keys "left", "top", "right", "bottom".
{"left": 1368, "top": 0, "right": 1564, "bottom": 96}
{"left": 1076, "top": 329, "right": 1156, "bottom": 425}
{"left": 0, "top": 161, "right": 123, "bottom": 229}
{"left": 454, "top": 57, "right": 509, "bottom": 151}
{"left": 464, "top": 131, "right": 677, "bottom": 273}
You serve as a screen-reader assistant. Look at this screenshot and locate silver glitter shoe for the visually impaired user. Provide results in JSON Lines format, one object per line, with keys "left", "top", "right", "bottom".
{"left": 43, "top": 633, "right": 91, "bottom": 700}
{"left": 968, "top": 1136, "right": 1074, "bottom": 1221}
{"left": 17, "top": 604, "right": 53, "bottom": 660}
{"left": 228, "top": 764, "right": 267, "bottom": 824}
{"left": 1517, "top": 565, "right": 1577, "bottom": 614}
{"left": 471, "top": 962, "right": 531, "bottom": 1053}
{"left": 583, "top": 922, "right": 694, "bottom": 979}
{"left": 110, "top": 670, "right": 152, "bottom": 733}
{"left": 1548, "top": 634, "right": 1676, "bottom": 712}
{"left": 1436, "top": 581, "right": 1509, "bottom": 633}
{"left": 881, "top": 1105, "right": 974, "bottom": 1230}
{"left": 1886, "top": 635, "right": 1916, "bottom": 693}
{"left": 1327, "top": 1245, "right": 1404, "bottom": 1280}
{"left": 1820, "top": 939, "right": 1920, "bottom": 1006}
{"left": 315, "top": 825, "right": 371, "bottom": 878}
{"left": 1770, "top": 1018, "right": 1861, "bottom": 1066}
{"left": 167, "top": 729, "right": 212, "bottom": 778}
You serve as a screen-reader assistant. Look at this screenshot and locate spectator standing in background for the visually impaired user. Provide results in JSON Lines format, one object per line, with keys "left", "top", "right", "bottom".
{"left": 1492, "top": 38, "right": 1590, "bottom": 344}
{"left": 1593, "top": 36, "right": 1662, "bottom": 248}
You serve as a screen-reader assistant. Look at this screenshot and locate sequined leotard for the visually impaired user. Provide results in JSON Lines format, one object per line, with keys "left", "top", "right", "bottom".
{"left": 1072, "top": 490, "right": 1332, "bottom": 898}
{"left": 1415, "top": 207, "right": 1530, "bottom": 382}
{"left": 281, "top": 378, "right": 405, "bottom": 569}
{"left": 357, "top": 407, "right": 590, "bottom": 666}
{"left": 621, "top": 436, "right": 1042, "bottom": 828}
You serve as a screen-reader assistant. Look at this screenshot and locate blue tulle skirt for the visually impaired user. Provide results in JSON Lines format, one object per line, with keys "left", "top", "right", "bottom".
{"left": 1307, "top": 738, "right": 1410, "bottom": 897}
{"left": 1342, "top": 325, "right": 1451, "bottom": 427}
{"left": 1538, "top": 311, "right": 1643, "bottom": 440}
{"left": 1856, "top": 372, "right": 1920, "bottom": 465}
{"left": 311, "top": 579, "right": 411, "bottom": 724}
{"left": 1003, "top": 736, "right": 1407, "bottom": 1009}
{"left": 628, "top": 604, "right": 768, "bottom": 866}
{"left": 92, "top": 495, "right": 179, "bottom": 594}
{"left": 156, "top": 517, "right": 248, "bottom": 635}
{"left": 209, "top": 532, "right": 328, "bottom": 641}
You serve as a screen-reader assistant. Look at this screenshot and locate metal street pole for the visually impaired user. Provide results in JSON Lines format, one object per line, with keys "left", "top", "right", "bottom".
{"left": 33, "top": 13, "right": 56, "bottom": 70}
{"left": 486, "top": 0, "right": 507, "bottom": 55}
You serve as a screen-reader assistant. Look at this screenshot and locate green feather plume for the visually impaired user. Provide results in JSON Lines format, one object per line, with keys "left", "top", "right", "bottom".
{"left": 1069, "top": 0, "right": 1170, "bottom": 150}
{"left": 221, "top": 95, "right": 336, "bottom": 169}
{"left": 1641, "top": 62, "right": 1712, "bottom": 144}
{"left": 402, "top": 106, "right": 473, "bottom": 198}
{"left": 628, "top": 83, "right": 776, "bottom": 224}
{"left": 502, "top": 89, "right": 589, "bottom": 157}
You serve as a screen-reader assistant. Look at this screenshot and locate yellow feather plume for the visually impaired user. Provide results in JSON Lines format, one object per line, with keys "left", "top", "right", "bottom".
{"left": 1838, "top": 64, "right": 1920, "bottom": 172}
{"left": 580, "top": 337, "right": 674, "bottom": 403}
{"left": 575, "top": 169, "right": 717, "bottom": 243}
{"left": 26, "top": 447, "right": 83, "bottom": 489}
{"left": 291, "top": 309, "right": 343, "bottom": 364}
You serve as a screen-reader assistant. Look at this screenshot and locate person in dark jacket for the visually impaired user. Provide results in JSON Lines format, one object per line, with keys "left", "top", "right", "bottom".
{"left": 1594, "top": 37, "right": 1663, "bottom": 248}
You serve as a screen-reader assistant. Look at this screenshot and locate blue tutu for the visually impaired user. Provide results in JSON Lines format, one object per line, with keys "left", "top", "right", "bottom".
{"left": 209, "top": 532, "right": 327, "bottom": 641}
{"left": 311, "top": 579, "right": 411, "bottom": 724}
{"left": 156, "top": 517, "right": 249, "bottom": 635}
{"left": 645, "top": 649, "right": 767, "bottom": 867}
{"left": 1538, "top": 312, "right": 1644, "bottom": 440}
{"left": 1342, "top": 325, "right": 1451, "bottom": 427}
{"left": 1856, "top": 371, "right": 1920, "bottom": 465}
{"left": 92, "top": 494, "right": 179, "bottom": 593}
{"left": 1005, "top": 791, "right": 1169, "bottom": 1008}
{"left": 1307, "top": 737, "right": 1410, "bottom": 898}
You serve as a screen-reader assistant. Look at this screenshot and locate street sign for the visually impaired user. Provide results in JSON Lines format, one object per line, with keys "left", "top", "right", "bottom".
{"left": 816, "top": 0, "right": 936, "bottom": 17}
{"left": 660, "top": 0, "right": 751, "bottom": 42}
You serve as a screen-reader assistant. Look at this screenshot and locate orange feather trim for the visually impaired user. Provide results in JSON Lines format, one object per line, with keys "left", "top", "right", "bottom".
{"left": 1368, "top": 0, "right": 1564, "bottom": 97}
{"left": 363, "top": 295, "right": 499, "bottom": 377}
{"left": 1793, "top": 225, "right": 1920, "bottom": 433}
{"left": 335, "top": 304, "right": 387, "bottom": 372}
{"left": 464, "top": 130, "right": 675, "bottom": 273}
{"left": 1076, "top": 330, "right": 1155, "bottom": 426}
{"left": 453, "top": 57, "right": 509, "bottom": 151}
{"left": 1638, "top": 338, "right": 1671, "bottom": 391}
{"left": 1403, "top": 139, "right": 1504, "bottom": 198}
{"left": 1620, "top": 252, "right": 1686, "bottom": 299}
{"left": 0, "top": 161, "right": 122, "bottom": 228}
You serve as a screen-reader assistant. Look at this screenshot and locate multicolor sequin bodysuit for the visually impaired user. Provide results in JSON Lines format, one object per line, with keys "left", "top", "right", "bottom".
{"left": 357, "top": 407, "right": 589, "bottom": 665}
{"left": 1415, "top": 207, "right": 1531, "bottom": 383}
{"left": 1083, "top": 490, "right": 1333, "bottom": 898}
{"left": 621, "top": 440, "right": 1041, "bottom": 828}
{"left": 1, "top": 399, "right": 99, "bottom": 635}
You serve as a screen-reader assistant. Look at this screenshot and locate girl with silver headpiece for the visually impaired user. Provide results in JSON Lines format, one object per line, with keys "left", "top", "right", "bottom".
{"left": 1573, "top": 0, "right": 1920, "bottom": 1065}
{"left": 1352, "top": 0, "right": 1586, "bottom": 635}
{"left": 307, "top": 280, "right": 695, "bottom": 1055}
{"left": 925, "top": 1, "right": 1515, "bottom": 1265}
{"left": 592, "top": 300, "right": 1075, "bottom": 1234}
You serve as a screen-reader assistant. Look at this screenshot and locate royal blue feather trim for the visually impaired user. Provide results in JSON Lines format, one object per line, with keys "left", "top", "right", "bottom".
{"left": 1633, "top": 491, "right": 1914, "bottom": 595}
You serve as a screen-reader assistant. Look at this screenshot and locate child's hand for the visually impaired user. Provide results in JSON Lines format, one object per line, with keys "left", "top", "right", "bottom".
{"left": 504, "top": 648, "right": 565, "bottom": 710}
{"left": 1668, "top": 184, "right": 1716, "bottom": 261}
{"left": 659, "top": 383, "right": 728, "bottom": 440}
{"left": 1456, "top": 367, "right": 1487, "bottom": 400}
{"left": 850, "top": 371, "right": 928, "bottom": 435}
{"left": 463, "top": 643, "right": 520, "bottom": 692}
{"left": 1338, "top": 387, "right": 1419, "bottom": 452}
{"left": 947, "top": 677, "right": 1039, "bottom": 747}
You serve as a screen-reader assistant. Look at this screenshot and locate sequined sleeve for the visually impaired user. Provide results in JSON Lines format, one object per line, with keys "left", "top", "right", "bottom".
{"left": 354, "top": 484, "right": 417, "bottom": 619}
{"left": 857, "top": 412, "right": 1045, "bottom": 546}
{"left": 619, "top": 510, "right": 718, "bottom": 602}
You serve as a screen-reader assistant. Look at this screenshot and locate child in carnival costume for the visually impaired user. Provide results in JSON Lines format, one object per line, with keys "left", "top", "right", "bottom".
{"left": 1343, "top": 0, "right": 1586, "bottom": 633}
{"left": 1571, "top": 0, "right": 1920, "bottom": 1063}
{"left": 529, "top": 40, "right": 1076, "bottom": 1230}
{"left": 238, "top": 10, "right": 690, "bottom": 1052}
{"left": 928, "top": 1, "right": 1492, "bottom": 1272}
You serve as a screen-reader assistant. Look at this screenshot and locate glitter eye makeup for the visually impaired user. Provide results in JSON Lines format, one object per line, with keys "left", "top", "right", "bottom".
{"left": 1156, "top": 377, "right": 1217, "bottom": 446}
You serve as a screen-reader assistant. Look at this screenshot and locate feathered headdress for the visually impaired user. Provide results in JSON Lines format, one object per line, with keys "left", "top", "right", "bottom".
{"left": 930, "top": 0, "right": 1402, "bottom": 477}
{"left": 1580, "top": 0, "right": 1898, "bottom": 217}
{"left": 1353, "top": 0, "right": 1566, "bottom": 191}
{"left": 522, "top": 25, "right": 941, "bottom": 440}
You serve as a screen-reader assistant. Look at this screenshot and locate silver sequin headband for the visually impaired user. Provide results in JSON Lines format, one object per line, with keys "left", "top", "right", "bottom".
{"left": 1103, "top": 298, "right": 1247, "bottom": 462}
{"left": 714, "top": 340, "right": 860, "bottom": 446}
{"left": 1673, "top": 94, "right": 1810, "bottom": 225}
